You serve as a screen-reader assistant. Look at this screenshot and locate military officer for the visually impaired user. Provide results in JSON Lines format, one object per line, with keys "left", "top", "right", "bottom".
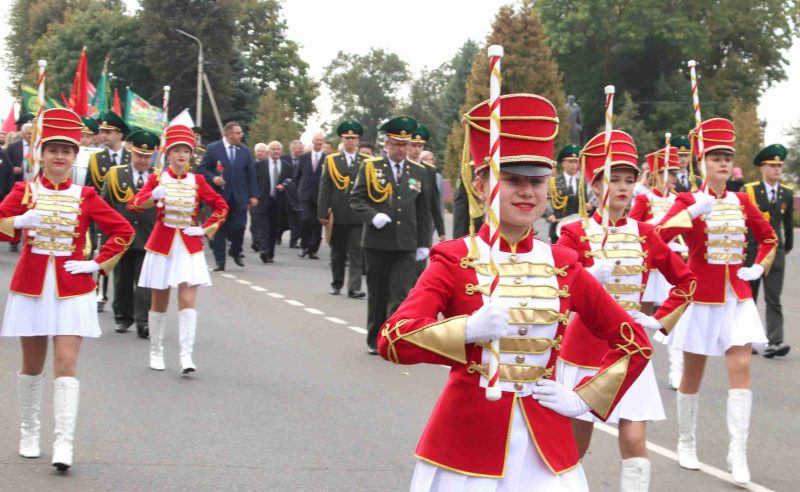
{"left": 673, "top": 135, "right": 702, "bottom": 192}
{"left": 350, "top": 116, "right": 432, "bottom": 354}
{"left": 100, "top": 130, "right": 159, "bottom": 338}
{"left": 407, "top": 124, "right": 446, "bottom": 277}
{"left": 86, "top": 111, "right": 131, "bottom": 192}
{"left": 74, "top": 117, "right": 99, "bottom": 186}
{"left": 545, "top": 144, "right": 584, "bottom": 243}
{"left": 318, "top": 120, "right": 368, "bottom": 298}
{"left": 744, "top": 144, "right": 793, "bottom": 358}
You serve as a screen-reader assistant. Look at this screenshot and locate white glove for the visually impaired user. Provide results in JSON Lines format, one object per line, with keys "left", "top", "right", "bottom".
{"left": 736, "top": 264, "right": 764, "bottom": 281}
{"left": 631, "top": 310, "right": 663, "bottom": 333}
{"left": 183, "top": 226, "right": 205, "bottom": 237}
{"left": 464, "top": 304, "right": 509, "bottom": 343}
{"left": 415, "top": 247, "right": 430, "bottom": 261}
{"left": 687, "top": 193, "right": 715, "bottom": 219}
{"left": 668, "top": 242, "right": 689, "bottom": 254}
{"left": 531, "top": 379, "right": 591, "bottom": 417}
{"left": 64, "top": 260, "right": 101, "bottom": 275}
{"left": 14, "top": 209, "right": 42, "bottom": 229}
{"left": 151, "top": 185, "right": 167, "bottom": 201}
{"left": 371, "top": 213, "right": 391, "bottom": 229}
{"left": 586, "top": 262, "right": 613, "bottom": 285}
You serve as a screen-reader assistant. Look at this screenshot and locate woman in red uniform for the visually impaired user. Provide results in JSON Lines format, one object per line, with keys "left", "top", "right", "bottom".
{"left": 0, "top": 108, "right": 134, "bottom": 471}
{"left": 657, "top": 118, "right": 776, "bottom": 485}
{"left": 129, "top": 125, "right": 228, "bottom": 374}
{"left": 378, "top": 94, "right": 652, "bottom": 491}
{"left": 556, "top": 131, "right": 695, "bottom": 491}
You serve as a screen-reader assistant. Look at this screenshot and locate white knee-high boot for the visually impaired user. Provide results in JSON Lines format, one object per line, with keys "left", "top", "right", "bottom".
{"left": 52, "top": 377, "right": 80, "bottom": 471}
{"left": 727, "top": 389, "right": 752, "bottom": 484}
{"left": 668, "top": 346, "right": 683, "bottom": 390}
{"left": 149, "top": 311, "right": 167, "bottom": 371}
{"left": 677, "top": 391, "right": 700, "bottom": 470}
{"left": 620, "top": 457, "right": 651, "bottom": 492}
{"left": 179, "top": 308, "right": 197, "bottom": 374}
{"left": 17, "top": 371, "right": 43, "bottom": 458}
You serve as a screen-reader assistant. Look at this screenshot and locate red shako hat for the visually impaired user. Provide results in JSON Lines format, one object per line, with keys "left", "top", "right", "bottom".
{"left": 464, "top": 93, "right": 559, "bottom": 177}
{"left": 164, "top": 125, "right": 196, "bottom": 153}
{"left": 690, "top": 118, "right": 735, "bottom": 158}
{"left": 581, "top": 130, "right": 638, "bottom": 182}
{"left": 645, "top": 146, "right": 680, "bottom": 175}
{"left": 39, "top": 108, "right": 82, "bottom": 148}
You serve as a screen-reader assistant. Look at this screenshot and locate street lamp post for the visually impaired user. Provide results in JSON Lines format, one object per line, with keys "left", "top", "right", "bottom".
{"left": 175, "top": 29, "right": 203, "bottom": 128}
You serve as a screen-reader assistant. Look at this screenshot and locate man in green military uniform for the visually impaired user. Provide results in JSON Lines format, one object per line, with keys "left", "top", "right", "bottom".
{"left": 87, "top": 110, "right": 131, "bottom": 192}
{"left": 545, "top": 144, "right": 584, "bottom": 243}
{"left": 100, "top": 130, "right": 159, "bottom": 338}
{"left": 673, "top": 135, "right": 702, "bottom": 192}
{"left": 350, "top": 116, "right": 432, "bottom": 354}
{"left": 744, "top": 144, "right": 793, "bottom": 358}
{"left": 407, "top": 124, "right": 445, "bottom": 277}
{"left": 318, "top": 120, "right": 368, "bottom": 298}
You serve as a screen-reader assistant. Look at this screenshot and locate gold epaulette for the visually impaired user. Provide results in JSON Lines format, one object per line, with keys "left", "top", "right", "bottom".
{"left": 780, "top": 183, "right": 794, "bottom": 191}
{"left": 106, "top": 165, "right": 135, "bottom": 203}
{"left": 407, "top": 158, "right": 425, "bottom": 168}
{"left": 364, "top": 157, "right": 392, "bottom": 203}
{"left": 358, "top": 152, "right": 371, "bottom": 159}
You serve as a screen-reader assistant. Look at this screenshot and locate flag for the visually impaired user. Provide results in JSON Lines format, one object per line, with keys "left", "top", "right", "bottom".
{"left": 20, "top": 84, "right": 62, "bottom": 114}
{"left": 169, "top": 108, "right": 195, "bottom": 128}
{"left": 1, "top": 105, "right": 15, "bottom": 133}
{"left": 112, "top": 88, "right": 122, "bottom": 116}
{"left": 70, "top": 47, "right": 90, "bottom": 116}
{"left": 90, "top": 55, "right": 111, "bottom": 116}
{"left": 124, "top": 88, "right": 164, "bottom": 134}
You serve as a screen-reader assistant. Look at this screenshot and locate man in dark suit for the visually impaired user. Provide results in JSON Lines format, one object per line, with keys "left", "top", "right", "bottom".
{"left": 744, "top": 144, "right": 794, "bottom": 358}
{"left": 100, "top": 130, "right": 159, "bottom": 338}
{"left": 199, "top": 121, "right": 259, "bottom": 271}
{"left": 253, "top": 141, "right": 294, "bottom": 263}
{"left": 280, "top": 140, "right": 304, "bottom": 248}
{"left": 294, "top": 132, "right": 325, "bottom": 259}
{"left": 350, "top": 116, "right": 432, "bottom": 354}
{"left": 318, "top": 120, "right": 367, "bottom": 298}
{"left": 545, "top": 144, "right": 587, "bottom": 243}
{"left": 673, "top": 135, "right": 703, "bottom": 192}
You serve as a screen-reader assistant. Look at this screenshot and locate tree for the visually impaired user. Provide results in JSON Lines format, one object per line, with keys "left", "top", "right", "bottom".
{"left": 397, "top": 66, "right": 449, "bottom": 154}
{"left": 28, "top": 2, "right": 154, "bottom": 105}
{"left": 731, "top": 99, "right": 764, "bottom": 182}
{"left": 444, "top": 3, "right": 569, "bottom": 180}
{"left": 609, "top": 92, "right": 658, "bottom": 157}
{"left": 247, "top": 91, "right": 303, "bottom": 149}
{"left": 322, "top": 49, "right": 411, "bottom": 145}
{"left": 140, "top": 0, "right": 238, "bottom": 141}
{"left": 538, "top": 0, "right": 800, "bottom": 151}
{"left": 235, "top": 0, "right": 318, "bottom": 122}
{"left": 782, "top": 125, "right": 800, "bottom": 182}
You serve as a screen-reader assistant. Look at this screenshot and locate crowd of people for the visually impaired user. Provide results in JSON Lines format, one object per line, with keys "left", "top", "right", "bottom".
{"left": 0, "top": 88, "right": 793, "bottom": 491}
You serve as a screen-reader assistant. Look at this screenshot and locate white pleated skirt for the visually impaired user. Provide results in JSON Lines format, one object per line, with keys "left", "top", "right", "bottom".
{"left": 641, "top": 270, "right": 672, "bottom": 304}
{"left": 668, "top": 286, "right": 767, "bottom": 356}
{"left": 1, "top": 261, "right": 101, "bottom": 338}
{"left": 556, "top": 357, "right": 665, "bottom": 424}
{"left": 138, "top": 237, "right": 211, "bottom": 289}
{"left": 410, "top": 401, "right": 589, "bottom": 492}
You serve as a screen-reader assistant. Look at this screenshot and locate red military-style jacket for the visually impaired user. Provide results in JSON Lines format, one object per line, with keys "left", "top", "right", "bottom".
{"left": 557, "top": 213, "right": 696, "bottom": 368}
{"left": 379, "top": 224, "right": 652, "bottom": 478}
{"left": 656, "top": 187, "right": 777, "bottom": 304}
{"left": 0, "top": 176, "right": 134, "bottom": 298}
{"left": 129, "top": 166, "right": 228, "bottom": 256}
{"left": 629, "top": 188, "right": 675, "bottom": 224}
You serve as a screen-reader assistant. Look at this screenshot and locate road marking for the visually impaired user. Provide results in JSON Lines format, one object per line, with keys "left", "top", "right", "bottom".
{"left": 325, "top": 316, "right": 347, "bottom": 324}
{"left": 594, "top": 423, "right": 775, "bottom": 492}
{"left": 348, "top": 326, "right": 368, "bottom": 335}
{"left": 267, "top": 292, "right": 285, "bottom": 299}
{"left": 220, "top": 273, "right": 237, "bottom": 279}
{"left": 249, "top": 286, "right": 267, "bottom": 292}
{"left": 285, "top": 299, "right": 304, "bottom": 307}
{"left": 304, "top": 307, "right": 324, "bottom": 315}
{"left": 235, "top": 279, "right": 251, "bottom": 285}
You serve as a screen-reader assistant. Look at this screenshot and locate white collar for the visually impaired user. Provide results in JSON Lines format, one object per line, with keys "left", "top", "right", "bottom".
{"left": 223, "top": 138, "right": 237, "bottom": 149}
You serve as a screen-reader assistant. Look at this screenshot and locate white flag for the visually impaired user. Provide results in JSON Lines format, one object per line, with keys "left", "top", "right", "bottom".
{"left": 169, "top": 108, "right": 195, "bottom": 128}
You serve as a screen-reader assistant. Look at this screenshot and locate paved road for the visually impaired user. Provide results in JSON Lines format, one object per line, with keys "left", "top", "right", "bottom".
{"left": 0, "top": 217, "right": 797, "bottom": 491}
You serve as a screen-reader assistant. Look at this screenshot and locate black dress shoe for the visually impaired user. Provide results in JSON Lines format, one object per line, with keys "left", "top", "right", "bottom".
{"left": 9, "top": 243, "right": 18, "bottom": 252}
{"left": 136, "top": 325, "right": 149, "bottom": 339}
{"left": 115, "top": 323, "right": 130, "bottom": 333}
{"left": 763, "top": 343, "right": 791, "bottom": 358}
{"left": 329, "top": 287, "right": 341, "bottom": 295}
{"left": 298, "top": 250, "right": 307, "bottom": 258}
{"left": 97, "top": 301, "right": 106, "bottom": 313}
{"left": 213, "top": 265, "right": 225, "bottom": 272}
{"left": 251, "top": 243, "right": 259, "bottom": 252}
{"left": 229, "top": 252, "right": 244, "bottom": 267}
{"left": 276, "top": 239, "right": 282, "bottom": 245}
{"left": 260, "top": 252, "right": 269, "bottom": 264}
{"left": 347, "top": 290, "right": 366, "bottom": 299}
{"left": 367, "top": 346, "right": 378, "bottom": 355}
{"left": 308, "top": 253, "right": 319, "bottom": 260}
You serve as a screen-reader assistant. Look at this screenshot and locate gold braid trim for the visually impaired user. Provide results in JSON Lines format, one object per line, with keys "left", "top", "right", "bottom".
{"left": 106, "top": 166, "right": 135, "bottom": 203}
{"left": 657, "top": 280, "right": 696, "bottom": 333}
{"left": 461, "top": 121, "right": 484, "bottom": 260}
{"left": 0, "top": 217, "right": 16, "bottom": 237}
{"left": 549, "top": 175, "right": 568, "bottom": 210}
{"left": 325, "top": 154, "right": 350, "bottom": 191}
{"left": 88, "top": 153, "right": 106, "bottom": 188}
{"left": 759, "top": 237, "right": 778, "bottom": 275}
{"left": 381, "top": 316, "right": 467, "bottom": 365}
{"left": 99, "top": 233, "right": 136, "bottom": 275}
{"left": 364, "top": 158, "right": 392, "bottom": 203}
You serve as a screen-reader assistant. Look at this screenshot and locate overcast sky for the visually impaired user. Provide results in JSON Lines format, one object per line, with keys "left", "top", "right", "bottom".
{"left": 1, "top": 0, "right": 797, "bottom": 146}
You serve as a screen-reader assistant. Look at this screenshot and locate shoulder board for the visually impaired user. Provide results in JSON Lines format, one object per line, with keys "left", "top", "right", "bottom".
{"left": 328, "top": 152, "right": 341, "bottom": 159}
{"left": 110, "top": 164, "right": 128, "bottom": 172}
{"left": 780, "top": 183, "right": 793, "bottom": 191}
{"left": 422, "top": 161, "right": 436, "bottom": 169}
{"left": 358, "top": 153, "right": 371, "bottom": 159}
{"left": 743, "top": 181, "right": 760, "bottom": 187}
{"left": 365, "top": 156, "right": 384, "bottom": 164}
{"left": 407, "top": 158, "right": 425, "bottom": 168}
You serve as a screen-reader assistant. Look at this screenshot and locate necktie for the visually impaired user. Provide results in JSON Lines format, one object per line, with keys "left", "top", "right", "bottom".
{"left": 394, "top": 163, "right": 402, "bottom": 182}
{"left": 136, "top": 173, "right": 144, "bottom": 189}
{"left": 111, "top": 153, "right": 117, "bottom": 166}
{"left": 270, "top": 161, "right": 278, "bottom": 197}
{"left": 771, "top": 189, "right": 776, "bottom": 204}
{"left": 293, "top": 158, "right": 299, "bottom": 167}
{"left": 229, "top": 145, "right": 236, "bottom": 163}
{"left": 313, "top": 152, "right": 319, "bottom": 171}
{"left": 569, "top": 177, "right": 575, "bottom": 195}
{"left": 346, "top": 155, "right": 352, "bottom": 167}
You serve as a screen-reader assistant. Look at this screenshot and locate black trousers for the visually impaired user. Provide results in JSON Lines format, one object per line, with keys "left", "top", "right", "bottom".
{"left": 330, "top": 224, "right": 363, "bottom": 292}
{"left": 300, "top": 205, "right": 322, "bottom": 253}
{"left": 112, "top": 249, "right": 151, "bottom": 327}
{"left": 749, "top": 248, "right": 786, "bottom": 344}
{"left": 252, "top": 198, "right": 279, "bottom": 258}
{"left": 288, "top": 210, "right": 301, "bottom": 246}
{"left": 212, "top": 201, "right": 247, "bottom": 266}
{"left": 364, "top": 248, "right": 416, "bottom": 349}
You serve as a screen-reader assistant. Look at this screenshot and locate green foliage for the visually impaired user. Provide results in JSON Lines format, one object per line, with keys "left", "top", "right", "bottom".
{"left": 235, "top": 0, "right": 318, "bottom": 122}
{"left": 247, "top": 90, "right": 303, "bottom": 149}
{"left": 538, "top": 0, "right": 800, "bottom": 153}
{"left": 783, "top": 125, "right": 800, "bottom": 182}
{"left": 605, "top": 91, "right": 658, "bottom": 156}
{"left": 322, "top": 48, "right": 411, "bottom": 145}
{"left": 730, "top": 99, "right": 764, "bottom": 183}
